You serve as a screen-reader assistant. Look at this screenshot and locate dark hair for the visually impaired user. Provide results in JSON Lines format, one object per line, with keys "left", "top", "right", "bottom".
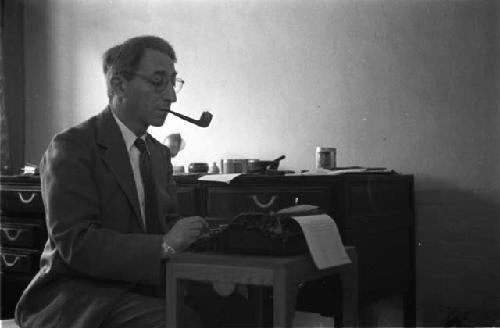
{"left": 102, "top": 35, "right": 176, "bottom": 99}
{"left": 102, "top": 35, "right": 177, "bottom": 80}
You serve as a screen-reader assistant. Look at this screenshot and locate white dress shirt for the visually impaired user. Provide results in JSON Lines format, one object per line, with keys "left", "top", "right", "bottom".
{"left": 112, "top": 112, "right": 147, "bottom": 229}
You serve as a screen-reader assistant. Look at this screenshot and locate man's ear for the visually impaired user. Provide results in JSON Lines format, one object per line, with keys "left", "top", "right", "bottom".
{"left": 110, "top": 75, "right": 126, "bottom": 98}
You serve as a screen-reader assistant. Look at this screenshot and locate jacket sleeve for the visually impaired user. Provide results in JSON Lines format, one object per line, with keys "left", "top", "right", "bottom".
{"left": 41, "top": 130, "right": 164, "bottom": 285}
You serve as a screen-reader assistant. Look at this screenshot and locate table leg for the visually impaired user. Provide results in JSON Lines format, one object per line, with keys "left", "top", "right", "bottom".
{"left": 248, "top": 286, "right": 268, "bottom": 327}
{"left": 403, "top": 290, "right": 416, "bottom": 327}
{"left": 166, "top": 263, "right": 184, "bottom": 328}
{"left": 273, "top": 270, "right": 297, "bottom": 328}
{"left": 340, "top": 252, "right": 358, "bottom": 327}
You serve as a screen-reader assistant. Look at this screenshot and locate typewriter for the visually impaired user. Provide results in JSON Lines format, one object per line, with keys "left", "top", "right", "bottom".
{"left": 191, "top": 205, "right": 322, "bottom": 255}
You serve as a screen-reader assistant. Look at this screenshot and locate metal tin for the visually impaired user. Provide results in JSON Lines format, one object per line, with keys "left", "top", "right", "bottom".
{"left": 316, "top": 147, "right": 336, "bottom": 170}
{"left": 222, "top": 159, "right": 249, "bottom": 173}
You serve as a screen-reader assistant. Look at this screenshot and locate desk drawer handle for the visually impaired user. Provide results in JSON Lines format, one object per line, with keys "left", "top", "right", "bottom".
{"left": 18, "top": 192, "right": 36, "bottom": 204}
{"left": 251, "top": 195, "right": 277, "bottom": 209}
{"left": 2, "top": 228, "right": 23, "bottom": 241}
{"left": 1, "top": 254, "right": 21, "bottom": 267}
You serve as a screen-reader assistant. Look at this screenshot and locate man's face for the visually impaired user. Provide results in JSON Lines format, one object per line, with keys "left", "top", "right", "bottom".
{"left": 122, "top": 48, "right": 177, "bottom": 134}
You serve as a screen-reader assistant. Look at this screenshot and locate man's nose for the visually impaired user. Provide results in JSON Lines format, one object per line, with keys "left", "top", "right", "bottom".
{"left": 161, "top": 85, "right": 177, "bottom": 103}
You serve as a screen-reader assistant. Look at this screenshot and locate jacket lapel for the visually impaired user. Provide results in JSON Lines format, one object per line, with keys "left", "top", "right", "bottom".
{"left": 95, "top": 108, "right": 144, "bottom": 232}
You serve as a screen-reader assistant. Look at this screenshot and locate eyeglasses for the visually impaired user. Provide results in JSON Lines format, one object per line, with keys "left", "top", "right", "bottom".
{"left": 132, "top": 72, "right": 184, "bottom": 94}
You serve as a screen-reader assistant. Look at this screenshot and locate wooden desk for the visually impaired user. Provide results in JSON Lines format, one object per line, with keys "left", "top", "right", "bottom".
{"left": 177, "top": 174, "right": 415, "bottom": 326}
{"left": 166, "top": 247, "right": 357, "bottom": 328}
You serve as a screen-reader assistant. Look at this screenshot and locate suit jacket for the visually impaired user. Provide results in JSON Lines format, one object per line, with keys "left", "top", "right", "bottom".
{"left": 15, "top": 107, "right": 179, "bottom": 328}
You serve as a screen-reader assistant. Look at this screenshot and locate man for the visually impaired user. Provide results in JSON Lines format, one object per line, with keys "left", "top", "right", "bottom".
{"left": 15, "top": 36, "right": 207, "bottom": 328}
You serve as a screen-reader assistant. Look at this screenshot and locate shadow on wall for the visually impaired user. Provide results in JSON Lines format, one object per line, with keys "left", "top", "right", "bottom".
{"left": 415, "top": 180, "right": 500, "bottom": 327}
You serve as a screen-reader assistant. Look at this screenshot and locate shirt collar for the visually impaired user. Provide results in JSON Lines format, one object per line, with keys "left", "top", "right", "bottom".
{"left": 112, "top": 111, "right": 147, "bottom": 152}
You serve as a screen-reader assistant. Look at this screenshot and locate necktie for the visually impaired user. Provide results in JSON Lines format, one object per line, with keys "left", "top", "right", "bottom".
{"left": 134, "top": 137, "right": 161, "bottom": 234}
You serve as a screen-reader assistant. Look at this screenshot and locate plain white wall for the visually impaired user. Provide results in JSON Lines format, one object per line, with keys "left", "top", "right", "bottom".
{"left": 24, "top": 0, "right": 499, "bottom": 181}
{"left": 23, "top": 0, "right": 500, "bottom": 325}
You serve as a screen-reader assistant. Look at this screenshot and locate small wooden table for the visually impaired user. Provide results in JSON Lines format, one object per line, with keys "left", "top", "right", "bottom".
{"left": 166, "top": 247, "right": 357, "bottom": 328}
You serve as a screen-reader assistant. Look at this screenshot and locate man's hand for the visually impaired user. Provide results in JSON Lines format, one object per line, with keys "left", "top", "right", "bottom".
{"left": 162, "top": 216, "right": 208, "bottom": 253}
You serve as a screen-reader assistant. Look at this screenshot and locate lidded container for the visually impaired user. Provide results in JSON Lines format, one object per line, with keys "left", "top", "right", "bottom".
{"left": 222, "top": 159, "right": 248, "bottom": 173}
{"left": 316, "top": 147, "right": 336, "bottom": 170}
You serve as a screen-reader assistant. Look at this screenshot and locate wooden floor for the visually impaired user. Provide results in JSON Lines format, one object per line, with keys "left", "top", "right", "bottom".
{"left": 293, "top": 312, "right": 335, "bottom": 327}
{"left": 358, "top": 296, "right": 404, "bottom": 327}
{"left": 292, "top": 297, "right": 404, "bottom": 328}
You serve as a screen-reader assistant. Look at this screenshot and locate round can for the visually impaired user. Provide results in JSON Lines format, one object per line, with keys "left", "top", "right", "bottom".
{"left": 222, "top": 159, "right": 248, "bottom": 173}
{"left": 316, "top": 147, "right": 336, "bottom": 170}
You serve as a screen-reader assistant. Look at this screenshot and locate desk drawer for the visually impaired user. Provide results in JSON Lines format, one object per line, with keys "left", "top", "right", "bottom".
{"left": 0, "top": 186, "right": 44, "bottom": 215}
{"left": 0, "top": 220, "right": 45, "bottom": 248}
{"left": 176, "top": 185, "right": 198, "bottom": 216}
{"left": 205, "top": 186, "right": 330, "bottom": 218}
{"left": 348, "top": 180, "right": 411, "bottom": 218}
{"left": 0, "top": 248, "right": 40, "bottom": 274}
{"left": 347, "top": 212, "right": 413, "bottom": 233}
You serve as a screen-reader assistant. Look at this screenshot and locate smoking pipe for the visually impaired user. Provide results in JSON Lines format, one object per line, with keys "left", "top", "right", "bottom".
{"left": 168, "top": 110, "right": 213, "bottom": 128}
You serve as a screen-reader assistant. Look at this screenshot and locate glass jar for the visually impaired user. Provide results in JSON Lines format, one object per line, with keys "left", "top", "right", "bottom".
{"left": 316, "top": 147, "right": 336, "bottom": 170}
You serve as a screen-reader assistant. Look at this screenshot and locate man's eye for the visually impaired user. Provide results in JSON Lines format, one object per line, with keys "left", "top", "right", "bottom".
{"left": 152, "top": 76, "right": 164, "bottom": 86}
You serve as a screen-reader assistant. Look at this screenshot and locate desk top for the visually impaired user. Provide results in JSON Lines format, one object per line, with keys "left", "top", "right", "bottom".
{"left": 173, "top": 173, "right": 411, "bottom": 185}
{"left": 172, "top": 247, "right": 353, "bottom": 265}
{"left": 168, "top": 247, "right": 355, "bottom": 284}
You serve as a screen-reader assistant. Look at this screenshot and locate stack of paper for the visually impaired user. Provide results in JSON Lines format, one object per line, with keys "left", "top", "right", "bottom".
{"left": 286, "top": 167, "right": 390, "bottom": 176}
{"left": 197, "top": 173, "right": 242, "bottom": 184}
{"left": 291, "top": 214, "right": 351, "bottom": 269}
